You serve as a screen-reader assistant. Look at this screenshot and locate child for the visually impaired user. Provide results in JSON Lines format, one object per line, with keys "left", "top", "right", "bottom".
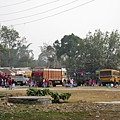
{"left": 12, "top": 83, "right": 15, "bottom": 89}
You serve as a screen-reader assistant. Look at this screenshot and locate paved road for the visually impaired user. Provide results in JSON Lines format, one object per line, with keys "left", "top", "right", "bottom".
{"left": 0, "top": 85, "right": 120, "bottom": 91}
{"left": 94, "top": 101, "right": 120, "bottom": 104}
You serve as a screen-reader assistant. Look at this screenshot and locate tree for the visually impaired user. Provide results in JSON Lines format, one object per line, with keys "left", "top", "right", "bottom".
{"left": 0, "top": 25, "right": 34, "bottom": 67}
{"left": 84, "top": 30, "right": 120, "bottom": 70}
{"left": 53, "top": 30, "right": 120, "bottom": 73}
{"left": 0, "top": 44, "right": 7, "bottom": 67}
{"left": 38, "top": 43, "right": 57, "bottom": 68}
{"left": 16, "top": 43, "right": 34, "bottom": 67}
{"left": 53, "top": 33, "right": 84, "bottom": 71}
{"left": 0, "top": 26, "right": 21, "bottom": 66}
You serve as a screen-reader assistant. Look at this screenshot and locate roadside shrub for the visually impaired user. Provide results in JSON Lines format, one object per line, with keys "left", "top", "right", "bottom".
{"left": 59, "top": 93, "right": 71, "bottom": 101}
{"left": 26, "top": 88, "right": 71, "bottom": 103}
{"left": 26, "top": 88, "right": 51, "bottom": 96}
{"left": 26, "top": 88, "right": 38, "bottom": 96}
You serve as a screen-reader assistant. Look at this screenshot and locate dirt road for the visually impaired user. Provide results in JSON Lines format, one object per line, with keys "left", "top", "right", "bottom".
{"left": 0, "top": 85, "right": 120, "bottom": 91}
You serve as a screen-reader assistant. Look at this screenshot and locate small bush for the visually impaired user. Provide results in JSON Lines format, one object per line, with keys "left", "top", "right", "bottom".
{"left": 59, "top": 93, "right": 71, "bottom": 101}
{"left": 26, "top": 88, "right": 71, "bottom": 103}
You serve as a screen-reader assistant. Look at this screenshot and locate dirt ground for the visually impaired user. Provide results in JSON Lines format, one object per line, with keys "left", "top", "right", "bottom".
{"left": 0, "top": 86, "right": 120, "bottom": 120}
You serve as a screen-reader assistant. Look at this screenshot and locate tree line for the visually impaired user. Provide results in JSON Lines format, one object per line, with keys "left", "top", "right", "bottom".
{"left": 0, "top": 26, "right": 120, "bottom": 72}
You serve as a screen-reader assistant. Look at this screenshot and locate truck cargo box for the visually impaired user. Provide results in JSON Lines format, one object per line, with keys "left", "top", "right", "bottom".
{"left": 43, "top": 69, "right": 62, "bottom": 80}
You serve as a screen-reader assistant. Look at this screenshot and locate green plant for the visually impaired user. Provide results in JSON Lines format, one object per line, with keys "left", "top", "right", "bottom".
{"left": 50, "top": 92, "right": 60, "bottom": 103}
{"left": 26, "top": 88, "right": 71, "bottom": 103}
{"left": 26, "top": 88, "right": 37, "bottom": 96}
{"left": 26, "top": 88, "right": 50, "bottom": 96}
{"left": 59, "top": 93, "right": 71, "bottom": 101}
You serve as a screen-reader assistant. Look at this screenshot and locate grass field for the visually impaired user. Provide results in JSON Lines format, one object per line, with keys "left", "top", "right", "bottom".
{"left": 0, "top": 86, "right": 120, "bottom": 120}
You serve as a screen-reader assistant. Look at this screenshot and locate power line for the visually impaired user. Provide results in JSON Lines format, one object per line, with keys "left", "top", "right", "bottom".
{"left": 0, "top": 0, "right": 81, "bottom": 22}
{"left": 14, "top": 0, "right": 95, "bottom": 26}
{"left": 0, "top": 0, "right": 32, "bottom": 8}
{"left": 5, "top": 0, "right": 95, "bottom": 26}
{"left": 0, "top": 0, "right": 60, "bottom": 16}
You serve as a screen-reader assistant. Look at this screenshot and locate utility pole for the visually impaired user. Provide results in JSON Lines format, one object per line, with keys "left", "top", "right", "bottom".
{"left": 0, "top": 49, "right": 1, "bottom": 67}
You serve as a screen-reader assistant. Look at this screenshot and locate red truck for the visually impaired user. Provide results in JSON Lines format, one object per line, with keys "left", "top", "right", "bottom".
{"left": 32, "top": 68, "right": 67, "bottom": 87}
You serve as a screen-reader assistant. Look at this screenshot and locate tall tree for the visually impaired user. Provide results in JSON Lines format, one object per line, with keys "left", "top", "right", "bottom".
{"left": 0, "top": 26, "right": 34, "bottom": 67}
{"left": 0, "top": 44, "right": 7, "bottom": 66}
{"left": 38, "top": 43, "right": 57, "bottom": 68}
{"left": 84, "top": 30, "right": 120, "bottom": 70}
{"left": 53, "top": 33, "right": 84, "bottom": 72}
{"left": 16, "top": 43, "right": 34, "bottom": 67}
{"left": 0, "top": 26, "right": 21, "bottom": 66}
{"left": 53, "top": 30, "right": 120, "bottom": 73}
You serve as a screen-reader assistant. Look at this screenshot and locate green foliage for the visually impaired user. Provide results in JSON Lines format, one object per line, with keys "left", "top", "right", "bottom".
{"left": 59, "top": 93, "right": 71, "bottom": 101}
{"left": 50, "top": 92, "right": 60, "bottom": 103}
{"left": 26, "top": 88, "right": 51, "bottom": 96}
{"left": 26, "top": 88, "right": 71, "bottom": 103}
{"left": 38, "top": 44, "right": 57, "bottom": 68}
{"left": 26, "top": 88, "right": 38, "bottom": 96}
{"left": 53, "top": 30, "right": 120, "bottom": 72}
{"left": 0, "top": 25, "right": 34, "bottom": 67}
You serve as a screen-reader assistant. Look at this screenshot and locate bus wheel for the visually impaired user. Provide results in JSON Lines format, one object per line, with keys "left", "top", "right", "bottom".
{"left": 102, "top": 83, "right": 106, "bottom": 86}
{"left": 49, "top": 81, "right": 53, "bottom": 87}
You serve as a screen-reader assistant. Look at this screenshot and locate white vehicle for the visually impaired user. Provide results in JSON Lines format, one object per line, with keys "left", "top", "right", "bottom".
{"left": 12, "top": 74, "right": 29, "bottom": 86}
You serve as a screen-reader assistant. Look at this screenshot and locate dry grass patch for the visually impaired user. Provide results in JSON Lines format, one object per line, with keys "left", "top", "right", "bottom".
{"left": 0, "top": 88, "right": 120, "bottom": 103}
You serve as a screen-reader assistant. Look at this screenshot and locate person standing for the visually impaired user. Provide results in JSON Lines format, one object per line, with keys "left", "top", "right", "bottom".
{"left": 28, "top": 78, "right": 31, "bottom": 87}
{"left": 42, "top": 78, "right": 46, "bottom": 87}
{"left": 12, "top": 79, "right": 15, "bottom": 90}
{"left": 1, "top": 79, "right": 5, "bottom": 88}
{"left": 70, "top": 78, "right": 74, "bottom": 87}
{"left": 8, "top": 77, "right": 12, "bottom": 90}
{"left": 45, "top": 79, "right": 49, "bottom": 87}
{"left": 113, "top": 77, "right": 117, "bottom": 88}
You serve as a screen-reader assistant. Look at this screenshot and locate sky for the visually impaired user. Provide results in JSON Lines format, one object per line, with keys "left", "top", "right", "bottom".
{"left": 0, "top": 0, "right": 120, "bottom": 59}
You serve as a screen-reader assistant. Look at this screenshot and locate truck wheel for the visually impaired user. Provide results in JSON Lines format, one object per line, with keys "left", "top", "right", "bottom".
{"left": 53, "top": 84, "right": 56, "bottom": 87}
{"left": 49, "top": 81, "right": 53, "bottom": 87}
{"left": 20, "top": 82, "right": 23, "bottom": 86}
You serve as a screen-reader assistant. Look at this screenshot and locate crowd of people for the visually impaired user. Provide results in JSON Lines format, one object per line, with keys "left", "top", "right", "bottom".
{"left": 66, "top": 78, "right": 77, "bottom": 87}
{"left": 84, "top": 79, "right": 97, "bottom": 86}
{"left": 1, "top": 71, "right": 119, "bottom": 89}
{"left": 42, "top": 78, "right": 50, "bottom": 87}
{"left": 27, "top": 77, "right": 37, "bottom": 87}
{"left": 0, "top": 73, "right": 15, "bottom": 90}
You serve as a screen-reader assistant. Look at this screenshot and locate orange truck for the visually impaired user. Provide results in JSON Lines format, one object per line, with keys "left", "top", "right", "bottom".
{"left": 33, "top": 68, "right": 67, "bottom": 87}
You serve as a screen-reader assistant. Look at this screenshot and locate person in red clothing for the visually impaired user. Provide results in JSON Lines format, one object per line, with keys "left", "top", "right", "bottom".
{"left": 37, "top": 70, "right": 41, "bottom": 76}
{"left": 8, "top": 77, "right": 12, "bottom": 90}
{"left": 28, "top": 78, "right": 31, "bottom": 87}
{"left": 45, "top": 79, "right": 49, "bottom": 87}
{"left": 92, "top": 79, "right": 96, "bottom": 86}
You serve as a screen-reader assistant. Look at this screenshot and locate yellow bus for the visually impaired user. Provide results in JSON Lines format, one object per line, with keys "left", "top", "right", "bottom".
{"left": 99, "top": 69, "right": 120, "bottom": 85}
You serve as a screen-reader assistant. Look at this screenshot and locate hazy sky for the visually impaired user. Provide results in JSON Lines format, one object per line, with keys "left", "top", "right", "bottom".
{"left": 0, "top": 0, "right": 119, "bottom": 59}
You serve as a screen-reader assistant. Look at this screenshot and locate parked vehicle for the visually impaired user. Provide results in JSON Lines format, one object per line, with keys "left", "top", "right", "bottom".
{"left": 11, "top": 74, "right": 29, "bottom": 86}
{"left": 32, "top": 68, "right": 67, "bottom": 87}
{"left": 99, "top": 69, "right": 120, "bottom": 86}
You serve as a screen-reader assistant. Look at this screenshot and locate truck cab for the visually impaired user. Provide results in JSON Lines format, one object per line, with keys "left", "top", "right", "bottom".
{"left": 12, "top": 74, "right": 29, "bottom": 86}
